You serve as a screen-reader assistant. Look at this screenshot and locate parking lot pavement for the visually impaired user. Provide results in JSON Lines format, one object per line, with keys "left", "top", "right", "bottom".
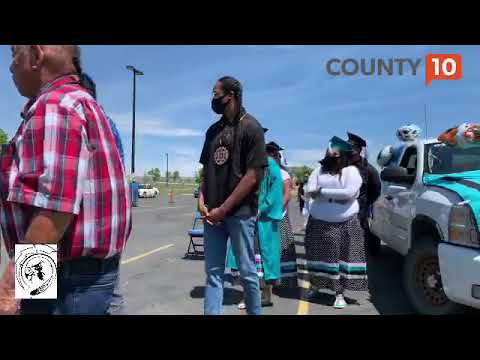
{"left": 119, "top": 193, "right": 418, "bottom": 315}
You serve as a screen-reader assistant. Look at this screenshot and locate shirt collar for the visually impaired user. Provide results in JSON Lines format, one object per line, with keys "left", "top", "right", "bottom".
{"left": 38, "top": 74, "right": 80, "bottom": 96}
{"left": 21, "top": 74, "right": 80, "bottom": 120}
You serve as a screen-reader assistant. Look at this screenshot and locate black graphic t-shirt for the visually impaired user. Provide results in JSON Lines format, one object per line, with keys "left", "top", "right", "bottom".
{"left": 200, "top": 110, "right": 268, "bottom": 217}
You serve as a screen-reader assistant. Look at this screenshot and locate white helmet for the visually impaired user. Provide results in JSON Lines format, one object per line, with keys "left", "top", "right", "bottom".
{"left": 396, "top": 124, "right": 421, "bottom": 142}
{"left": 377, "top": 145, "right": 395, "bottom": 167}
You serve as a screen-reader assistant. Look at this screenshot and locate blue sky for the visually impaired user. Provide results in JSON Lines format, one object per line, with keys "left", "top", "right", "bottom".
{"left": 1, "top": 45, "right": 479, "bottom": 177}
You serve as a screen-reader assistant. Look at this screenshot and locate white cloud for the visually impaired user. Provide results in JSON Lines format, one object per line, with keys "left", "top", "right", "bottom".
{"left": 111, "top": 112, "right": 203, "bottom": 138}
{"left": 136, "top": 145, "right": 202, "bottom": 178}
{"left": 160, "top": 94, "right": 209, "bottom": 115}
{"left": 287, "top": 148, "right": 327, "bottom": 167}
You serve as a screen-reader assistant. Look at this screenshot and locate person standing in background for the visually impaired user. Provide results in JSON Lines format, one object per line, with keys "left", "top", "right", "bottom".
{"left": 226, "top": 137, "right": 283, "bottom": 309}
{"left": 346, "top": 132, "right": 382, "bottom": 255}
{"left": 266, "top": 142, "right": 298, "bottom": 289}
{"left": 297, "top": 181, "right": 305, "bottom": 215}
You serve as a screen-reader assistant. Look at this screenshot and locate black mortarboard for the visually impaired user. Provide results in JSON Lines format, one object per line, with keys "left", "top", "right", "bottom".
{"left": 266, "top": 141, "right": 284, "bottom": 152}
{"left": 347, "top": 132, "right": 367, "bottom": 148}
{"left": 263, "top": 128, "right": 269, "bottom": 133}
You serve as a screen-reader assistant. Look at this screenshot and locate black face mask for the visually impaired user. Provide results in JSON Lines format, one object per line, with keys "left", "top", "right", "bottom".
{"left": 320, "top": 156, "right": 338, "bottom": 171}
{"left": 211, "top": 95, "right": 229, "bottom": 115}
{"left": 349, "top": 152, "right": 361, "bottom": 164}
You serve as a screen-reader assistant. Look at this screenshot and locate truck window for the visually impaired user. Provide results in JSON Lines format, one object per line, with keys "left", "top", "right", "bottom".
{"left": 399, "top": 146, "right": 418, "bottom": 176}
{"left": 425, "top": 143, "right": 480, "bottom": 174}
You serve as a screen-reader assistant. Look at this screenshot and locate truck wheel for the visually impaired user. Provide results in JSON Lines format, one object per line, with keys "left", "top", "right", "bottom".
{"left": 367, "top": 233, "right": 382, "bottom": 256}
{"left": 403, "top": 239, "right": 462, "bottom": 315}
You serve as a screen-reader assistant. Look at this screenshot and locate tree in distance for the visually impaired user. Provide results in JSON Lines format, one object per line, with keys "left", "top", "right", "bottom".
{"left": 195, "top": 168, "right": 204, "bottom": 184}
{"left": 172, "top": 170, "right": 180, "bottom": 183}
{"left": 147, "top": 168, "right": 161, "bottom": 182}
{"left": 0, "top": 129, "right": 8, "bottom": 146}
{"left": 290, "top": 165, "right": 314, "bottom": 184}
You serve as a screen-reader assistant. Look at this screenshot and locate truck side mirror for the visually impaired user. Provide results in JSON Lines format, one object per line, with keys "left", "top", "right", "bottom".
{"left": 381, "top": 166, "right": 415, "bottom": 185}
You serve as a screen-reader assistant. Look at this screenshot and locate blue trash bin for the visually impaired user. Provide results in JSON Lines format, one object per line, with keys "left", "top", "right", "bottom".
{"left": 131, "top": 181, "right": 139, "bottom": 207}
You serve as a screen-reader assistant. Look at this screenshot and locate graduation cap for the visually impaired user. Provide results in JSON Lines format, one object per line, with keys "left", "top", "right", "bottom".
{"left": 263, "top": 127, "right": 269, "bottom": 133}
{"left": 266, "top": 141, "right": 284, "bottom": 152}
{"left": 328, "top": 136, "right": 353, "bottom": 154}
{"left": 347, "top": 132, "right": 367, "bottom": 148}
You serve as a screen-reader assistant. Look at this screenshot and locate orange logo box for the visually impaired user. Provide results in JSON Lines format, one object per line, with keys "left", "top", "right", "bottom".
{"left": 426, "top": 54, "right": 462, "bottom": 87}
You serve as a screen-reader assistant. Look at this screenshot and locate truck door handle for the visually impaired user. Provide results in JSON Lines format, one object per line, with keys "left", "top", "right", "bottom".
{"left": 385, "top": 195, "right": 394, "bottom": 201}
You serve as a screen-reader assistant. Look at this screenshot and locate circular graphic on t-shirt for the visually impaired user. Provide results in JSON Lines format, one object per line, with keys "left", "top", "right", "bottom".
{"left": 214, "top": 146, "right": 229, "bottom": 166}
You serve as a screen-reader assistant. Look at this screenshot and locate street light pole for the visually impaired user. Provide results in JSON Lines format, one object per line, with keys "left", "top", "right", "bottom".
{"left": 126, "top": 65, "right": 144, "bottom": 176}
{"left": 132, "top": 71, "right": 136, "bottom": 175}
{"left": 166, "top": 153, "right": 169, "bottom": 186}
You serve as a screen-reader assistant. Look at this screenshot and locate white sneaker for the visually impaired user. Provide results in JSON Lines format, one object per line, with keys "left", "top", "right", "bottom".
{"left": 333, "top": 294, "right": 347, "bottom": 309}
{"left": 238, "top": 301, "right": 246, "bottom": 310}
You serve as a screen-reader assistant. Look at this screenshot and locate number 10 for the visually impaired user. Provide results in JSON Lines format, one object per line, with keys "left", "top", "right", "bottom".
{"left": 432, "top": 58, "right": 457, "bottom": 76}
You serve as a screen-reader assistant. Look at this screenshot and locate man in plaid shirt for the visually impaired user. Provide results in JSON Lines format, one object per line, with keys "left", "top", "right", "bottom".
{"left": 0, "top": 45, "right": 132, "bottom": 315}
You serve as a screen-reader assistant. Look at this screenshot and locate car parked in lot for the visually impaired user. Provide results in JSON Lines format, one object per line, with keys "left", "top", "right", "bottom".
{"left": 138, "top": 184, "right": 159, "bottom": 198}
{"left": 371, "top": 138, "right": 480, "bottom": 315}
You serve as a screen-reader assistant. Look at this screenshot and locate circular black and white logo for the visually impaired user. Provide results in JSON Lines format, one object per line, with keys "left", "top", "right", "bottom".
{"left": 15, "top": 245, "right": 57, "bottom": 299}
{"left": 214, "top": 146, "right": 229, "bottom": 166}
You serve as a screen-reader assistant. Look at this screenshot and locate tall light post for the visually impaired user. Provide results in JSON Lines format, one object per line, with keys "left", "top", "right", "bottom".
{"left": 166, "top": 153, "right": 169, "bottom": 186}
{"left": 126, "top": 65, "right": 144, "bottom": 176}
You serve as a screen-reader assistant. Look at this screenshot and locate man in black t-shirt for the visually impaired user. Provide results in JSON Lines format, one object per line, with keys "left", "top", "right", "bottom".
{"left": 198, "top": 76, "right": 267, "bottom": 315}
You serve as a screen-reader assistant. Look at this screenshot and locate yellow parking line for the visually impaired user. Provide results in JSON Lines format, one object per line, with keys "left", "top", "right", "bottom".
{"left": 297, "top": 281, "right": 311, "bottom": 315}
{"left": 121, "top": 244, "right": 174, "bottom": 265}
{"left": 297, "top": 300, "right": 310, "bottom": 315}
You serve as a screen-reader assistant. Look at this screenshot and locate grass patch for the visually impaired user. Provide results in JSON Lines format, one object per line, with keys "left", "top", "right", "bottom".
{"left": 155, "top": 183, "right": 198, "bottom": 194}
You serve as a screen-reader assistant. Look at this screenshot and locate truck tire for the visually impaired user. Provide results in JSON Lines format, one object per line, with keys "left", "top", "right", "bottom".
{"left": 367, "top": 233, "right": 382, "bottom": 256}
{"left": 403, "top": 239, "right": 462, "bottom": 315}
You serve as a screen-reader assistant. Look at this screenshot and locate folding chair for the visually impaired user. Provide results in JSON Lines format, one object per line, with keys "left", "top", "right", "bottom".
{"left": 185, "top": 211, "right": 204, "bottom": 257}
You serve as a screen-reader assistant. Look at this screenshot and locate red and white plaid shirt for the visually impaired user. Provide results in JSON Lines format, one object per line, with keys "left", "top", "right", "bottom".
{"left": 0, "top": 75, "right": 132, "bottom": 261}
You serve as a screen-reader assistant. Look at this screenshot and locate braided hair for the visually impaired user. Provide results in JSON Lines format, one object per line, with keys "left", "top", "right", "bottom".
{"left": 218, "top": 76, "right": 244, "bottom": 114}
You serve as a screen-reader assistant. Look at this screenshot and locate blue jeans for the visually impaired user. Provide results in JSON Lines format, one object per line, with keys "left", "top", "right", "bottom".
{"left": 108, "top": 274, "right": 125, "bottom": 315}
{"left": 204, "top": 215, "right": 261, "bottom": 315}
{"left": 20, "top": 260, "right": 119, "bottom": 315}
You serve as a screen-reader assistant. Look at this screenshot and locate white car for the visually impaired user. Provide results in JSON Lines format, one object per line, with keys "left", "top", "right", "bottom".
{"left": 138, "top": 184, "right": 159, "bottom": 198}
{"left": 371, "top": 138, "right": 480, "bottom": 315}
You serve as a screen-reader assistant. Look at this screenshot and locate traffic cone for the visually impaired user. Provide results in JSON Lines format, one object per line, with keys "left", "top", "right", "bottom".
{"left": 168, "top": 189, "right": 174, "bottom": 204}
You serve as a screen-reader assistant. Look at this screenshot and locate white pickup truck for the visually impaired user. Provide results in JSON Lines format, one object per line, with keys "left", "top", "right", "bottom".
{"left": 371, "top": 138, "right": 480, "bottom": 315}
{"left": 138, "top": 184, "right": 159, "bottom": 198}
